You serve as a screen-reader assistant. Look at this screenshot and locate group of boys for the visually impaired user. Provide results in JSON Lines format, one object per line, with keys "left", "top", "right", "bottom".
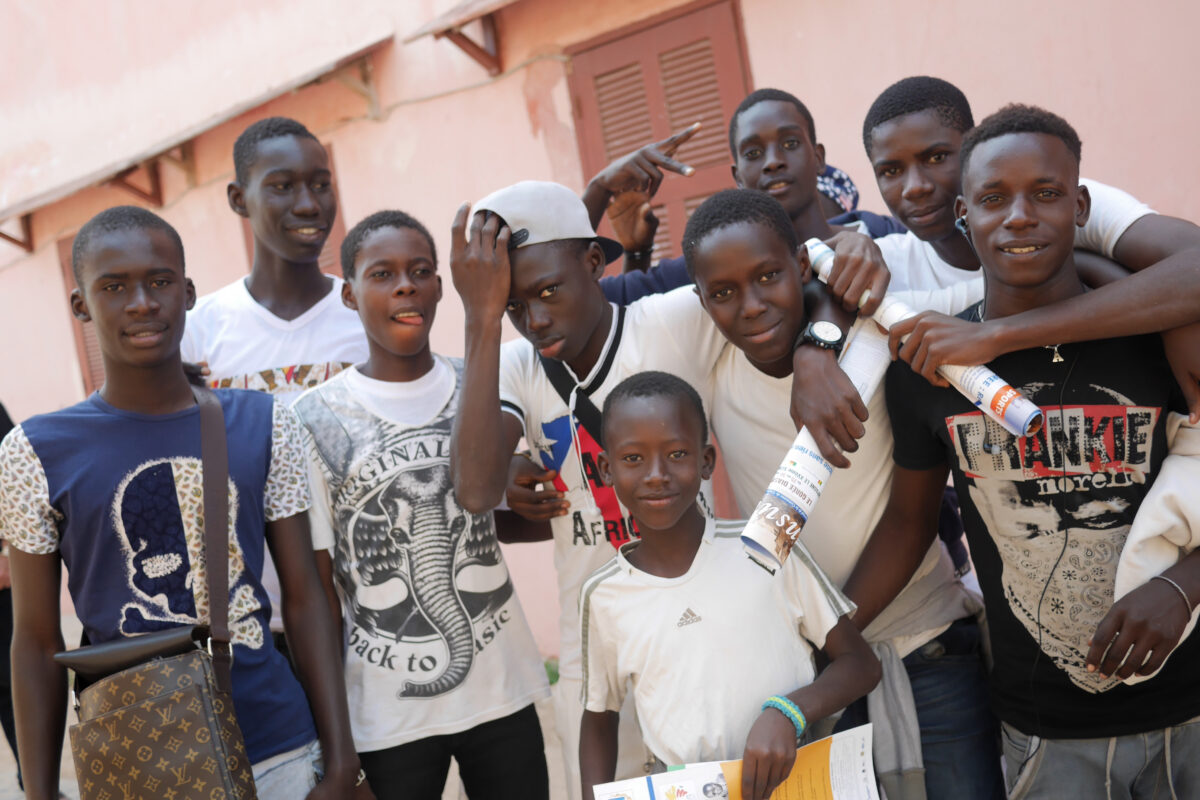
{"left": 2, "top": 72, "right": 1199, "bottom": 800}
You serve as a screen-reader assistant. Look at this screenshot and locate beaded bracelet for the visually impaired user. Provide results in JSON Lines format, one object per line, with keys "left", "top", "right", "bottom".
{"left": 762, "top": 695, "right": 807, "bottom": 746}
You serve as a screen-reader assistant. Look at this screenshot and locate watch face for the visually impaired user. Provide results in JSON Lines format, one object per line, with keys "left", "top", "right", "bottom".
{"left": 811, "top": 320, "right": 843, "bottom": 344}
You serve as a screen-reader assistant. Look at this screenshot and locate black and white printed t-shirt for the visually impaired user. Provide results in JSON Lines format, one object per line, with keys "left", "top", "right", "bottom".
{"left": 887, "top": 313, "right": 1200, "bottom": 738}
{"left": 293, "top": 358, "right": 549, "bottom": 752}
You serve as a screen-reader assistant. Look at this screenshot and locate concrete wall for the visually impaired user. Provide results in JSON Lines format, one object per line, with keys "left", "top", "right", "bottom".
{"left": 2, "top": 0, "right": 1197, "bottom": 656}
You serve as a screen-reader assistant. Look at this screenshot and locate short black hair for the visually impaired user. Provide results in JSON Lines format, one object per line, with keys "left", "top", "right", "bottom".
{"left": 862, "top": 76, "right": 974, "bottom": 156}
{"left": 728, "top": 88, "right": 816, "bottom": 157}
{"left": 341, "top": 210, "right": 438, "bottom": 279}
{"left": 602, "top": 370, "right": 708, "bottom": 445}
{"left": 71, "top": 205, "right": 185, "bottom": 285}
{"left": 232, "top": 117, "right": 321, "bottom": 184}
{"left": 682, "top": 189, "right": 798, "bottom": 278}
{"left": 960, "top": 104, "right": 1082, "bottom": 178}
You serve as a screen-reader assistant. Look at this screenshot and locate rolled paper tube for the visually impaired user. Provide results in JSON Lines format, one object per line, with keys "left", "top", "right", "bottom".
{"left": 805, "top": 238, "right": 1043, "bottom": 438}
{"left": 742, "top": 323, "right": 893, "bottom": 572}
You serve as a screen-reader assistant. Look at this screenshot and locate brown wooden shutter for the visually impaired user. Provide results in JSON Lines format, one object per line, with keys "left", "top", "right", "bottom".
{"left": 569, "top": 1, "right": 751, "bottom": 265}
{"left": 240, "top": 142, "right": 348, "bottom": 275}
{"left": 57, "top": 235, "right": 107, "bottom": 394}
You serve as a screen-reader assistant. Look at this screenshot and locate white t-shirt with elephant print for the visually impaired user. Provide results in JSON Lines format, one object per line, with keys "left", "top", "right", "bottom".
{"left": 294, "top": 357, "right": 549, "bottom": 751}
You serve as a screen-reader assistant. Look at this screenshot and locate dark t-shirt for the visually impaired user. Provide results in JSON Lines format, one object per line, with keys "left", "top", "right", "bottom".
{"left": 1, "top": 391, "right": 317, "bottom": 763}
{"left": 886, "top": 306, "right": 1198, "bottom": 738}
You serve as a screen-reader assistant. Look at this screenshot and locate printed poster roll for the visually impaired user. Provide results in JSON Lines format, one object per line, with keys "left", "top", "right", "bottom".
{"left": 741, "top": 322, "right": 892, "bottom": 573}
{"left": 741, "top": 239, "right": 1044, "bottom": 572}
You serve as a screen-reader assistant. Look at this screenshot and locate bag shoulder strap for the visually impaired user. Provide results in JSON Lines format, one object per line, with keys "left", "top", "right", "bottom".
{"left": 193, "top": 386, "right": 233, "bottom": 692}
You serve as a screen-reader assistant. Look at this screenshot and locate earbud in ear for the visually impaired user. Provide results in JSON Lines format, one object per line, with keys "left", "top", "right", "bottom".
{"left": 954, "top": 216, "right": 970, "bottom": 235}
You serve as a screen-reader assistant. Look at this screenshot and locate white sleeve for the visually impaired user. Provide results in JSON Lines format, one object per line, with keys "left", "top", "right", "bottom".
{"left": 629, "top": 287, "right": 725, "bottom": 398}
{"left": 1076, "top": 179, "right": 1154, "bottom": 257}
{"left": 1113, "top": 412, "right": 1200, "bottom": 683}
{"left": 890, "top": 278, "right": 985, "bottom": 317}
{"left": 580, "top": 574, "right": 625, "bottom": 713}
{"left": 301, "top": 434, "right": 337, "bottom": 551}
{"left": 874, "top": 233, "right": 920, "bottom": 291}
{"left": 264, "top": 402, "right": 312, "bottom": 521}
{"left": 1115, "top": 413, "right": 1200, "bottom": 594}
{"left": 180, "top": 309, "right": 203, "bottom": 365}
{"left": 782, "top": 538, "right": 856, "bottom": 650}
{"left": 497, "top": 339, "right": 529, "bottom": 435}
{"left": 0, "top": 427, "right": 63, "bottom": 555}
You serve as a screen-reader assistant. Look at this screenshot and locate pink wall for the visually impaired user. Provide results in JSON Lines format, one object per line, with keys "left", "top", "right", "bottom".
{"left": 3, "top": 0, "right": 1198, "bottom": 656}
{"left": 739, "top": 0, "right": 1200, "bottom": 222}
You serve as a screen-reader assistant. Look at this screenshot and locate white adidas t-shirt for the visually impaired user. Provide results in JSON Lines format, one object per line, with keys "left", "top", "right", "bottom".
{"left": 878, "top": 178, "right": 1153, "bottom": 293}
{"left": 182, "top": 275, "right": 369, "bottom": 631}
{"left": 296, "top": 359, "right": 549, "bottom": 751}
{"left": 580, "top": 518, "right": 852, "bottom": 766}
{"left": 498, "top": 288, "right": 725, "bottom": 680}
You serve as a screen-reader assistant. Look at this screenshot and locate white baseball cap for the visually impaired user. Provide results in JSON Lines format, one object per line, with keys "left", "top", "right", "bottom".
{"left": 473, "top": 180, "right": 624, "bottom": 264}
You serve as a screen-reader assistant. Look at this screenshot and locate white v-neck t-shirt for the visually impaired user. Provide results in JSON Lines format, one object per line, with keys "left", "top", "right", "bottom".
{"left": 182, "top": 275, "right": 369, "bottom": 406}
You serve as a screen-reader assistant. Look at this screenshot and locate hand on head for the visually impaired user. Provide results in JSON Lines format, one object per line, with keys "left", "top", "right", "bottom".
{"left": 449, "top": 205, "right": 512, "bottom": 321}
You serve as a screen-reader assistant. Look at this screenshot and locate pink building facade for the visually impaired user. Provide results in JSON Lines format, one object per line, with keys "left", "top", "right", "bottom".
{"left": 3, "top": 0, "right": 1196, "bottom": 654}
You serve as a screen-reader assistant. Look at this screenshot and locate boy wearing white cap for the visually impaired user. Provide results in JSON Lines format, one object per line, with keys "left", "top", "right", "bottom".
{"left": 447, "top": 182, "right": 727, "bottom": 798}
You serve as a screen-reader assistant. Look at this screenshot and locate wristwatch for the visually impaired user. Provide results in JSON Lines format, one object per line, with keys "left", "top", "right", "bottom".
{"left": 796, "top": 320, "right": 845, "bottom": 355}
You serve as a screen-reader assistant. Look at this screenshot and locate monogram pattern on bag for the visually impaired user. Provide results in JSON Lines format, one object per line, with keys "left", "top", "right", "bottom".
{"left": 71, "top": 651, "right": 256, "bottom": 800}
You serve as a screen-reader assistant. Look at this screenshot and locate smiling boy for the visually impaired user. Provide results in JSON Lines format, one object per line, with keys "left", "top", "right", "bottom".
{"left": 578, "top": 371, "right": 878, "bottom": 800}
{"left": 846, "top": 105, "right": 1200, "bottom": 799}
{"left": 292, "top": 211, "right": 550, "bottom": 798}
{"left": 0, "top": 206, "right": 368, "bottom": 799}
{"left": 182, "top": 116, "right": 367, "bottom": 651}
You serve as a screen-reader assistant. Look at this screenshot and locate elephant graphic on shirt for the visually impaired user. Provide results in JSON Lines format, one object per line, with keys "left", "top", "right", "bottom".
{"left": 339, "top": 461, "right": 511, "bottom": 698}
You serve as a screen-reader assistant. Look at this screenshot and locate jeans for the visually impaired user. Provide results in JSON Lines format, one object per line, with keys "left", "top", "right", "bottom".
{"left": 1001, "top": 716, "right": 1200, "bottom": 799}
{"left": 837, "top": 617, "right": 1004, "bottom": 800}
{"left": 252, "top": 738, "right": 322, "bottom": 799}
{"left": 358, "top": 703, "right": 548, "bottom": 800}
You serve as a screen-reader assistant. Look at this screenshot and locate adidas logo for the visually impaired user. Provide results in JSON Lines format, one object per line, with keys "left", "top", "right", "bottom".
{"left": 676, "top": 608, "right": 702, "bottom": 628}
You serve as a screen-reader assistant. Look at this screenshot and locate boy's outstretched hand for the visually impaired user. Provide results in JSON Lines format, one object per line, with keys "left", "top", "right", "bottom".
{"left": 741, "top": 709, "right": 797, "bottom": 800}
{"left": 583, "top": 123, "right": 701, "bottom": 231}
{"left": 450, "top": 205, "right": 512, "bottom": 322}
{"left": 592, "top": 122, "right": 699, "bottom": 196}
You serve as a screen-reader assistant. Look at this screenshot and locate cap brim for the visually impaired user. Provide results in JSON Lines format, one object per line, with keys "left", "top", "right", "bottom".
{"left": 597, "top": 237, "right": 625, "bottom": 265}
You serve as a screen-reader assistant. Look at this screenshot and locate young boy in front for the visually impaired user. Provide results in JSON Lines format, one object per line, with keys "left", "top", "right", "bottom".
{"left": 844, "top": 106, "right": 1200, "bottom": 798}
{"left": 0, "top": 206, "right": 369, "bottom": 799}
{"left": 292, "top": 210, "right": 551, "bottom": 798}
{"left": 578, "top": 371, "right": 878, "bottom": 800}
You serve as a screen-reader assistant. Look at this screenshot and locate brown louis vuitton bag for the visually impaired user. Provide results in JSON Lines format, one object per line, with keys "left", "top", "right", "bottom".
{"left": 53, "top": 387, "right": 258, "bottom": 800}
